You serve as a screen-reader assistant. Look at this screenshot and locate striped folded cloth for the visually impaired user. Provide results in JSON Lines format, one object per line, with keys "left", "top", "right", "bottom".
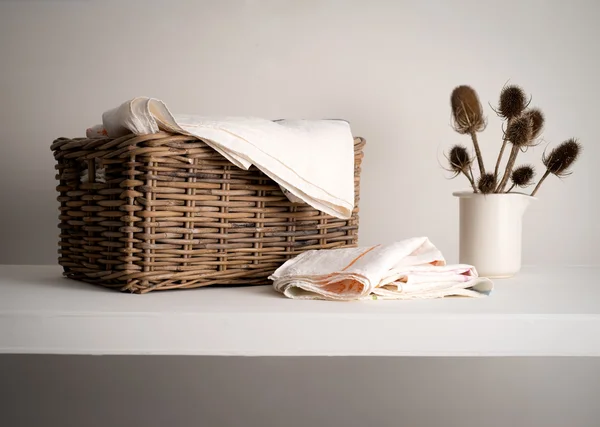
{"left": 269, "top": 237, "right": 493, "bottom": 301}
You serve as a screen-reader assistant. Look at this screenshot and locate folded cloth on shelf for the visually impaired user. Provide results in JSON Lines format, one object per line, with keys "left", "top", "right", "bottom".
{"left": 270, "top": 237, "right": 493, "bottom": 300}
{"left": 86, "top": 97, "right": 355, "bottom": 219}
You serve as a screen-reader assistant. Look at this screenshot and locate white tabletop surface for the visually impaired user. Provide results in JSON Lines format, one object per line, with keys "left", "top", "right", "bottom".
{"left": 0, "top": 265, "right": 598, "bottom": 356}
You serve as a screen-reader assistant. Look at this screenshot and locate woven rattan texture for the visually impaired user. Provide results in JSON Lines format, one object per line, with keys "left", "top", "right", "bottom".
{"left": 51, "top": 133, "right": 364, "bottom": 293}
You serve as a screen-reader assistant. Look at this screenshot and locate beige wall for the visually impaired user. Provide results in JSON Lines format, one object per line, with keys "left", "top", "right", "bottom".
{"left": 0, "top": 0, "right": 598, "bottom": 264}
{"left": 1, "top": 4, "right": 599, "bottom": 426}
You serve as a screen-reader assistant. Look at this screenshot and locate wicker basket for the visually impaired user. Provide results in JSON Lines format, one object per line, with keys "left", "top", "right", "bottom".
{"left": 51, "top": 132, "right": 365, "bottom": 293}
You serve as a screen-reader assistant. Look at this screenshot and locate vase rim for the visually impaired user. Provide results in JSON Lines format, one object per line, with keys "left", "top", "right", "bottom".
{"left": 452, "top": 190, "right": 537, "bottom": 200}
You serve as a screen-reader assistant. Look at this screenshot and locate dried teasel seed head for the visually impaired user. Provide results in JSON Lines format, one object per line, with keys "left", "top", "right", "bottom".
{"left": 498, "top": 85, "right": 527, "bottom": 119}
{"left": 543, "top": 138, "right": 582, "bottom": 177}
{"left": 506, "top": 115, "right": 533, "bottom": 147}
{"left": 511, "top": 165, "right": 535, "bottom": 187}
{"left": 448, "top": 144, "right": 472, "bottom": 176}
{"left": 523, "top": 108, "right": 545, "bottom": 140}
{"left": 450, "top": 85, "right": 486, "bottom": 134}
{"left": 477, "top": 173, "right": 497, "bottom": 194}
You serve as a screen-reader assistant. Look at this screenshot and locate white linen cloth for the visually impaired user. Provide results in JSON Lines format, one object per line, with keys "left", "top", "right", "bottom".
{"left": 86, "top": 97, "right": 355, "bottom": 219}
{"left": 270, "top": 237, "right": 493, "bottom": 300}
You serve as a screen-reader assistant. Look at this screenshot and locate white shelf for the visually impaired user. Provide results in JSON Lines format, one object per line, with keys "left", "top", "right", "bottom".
{"left": 1, "top": 265, "right": 599, "bottom": 356}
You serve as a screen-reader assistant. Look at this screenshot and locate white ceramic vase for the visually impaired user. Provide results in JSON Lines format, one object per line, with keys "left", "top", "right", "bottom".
{"left": 453, "top": 191, "right": 535, "bottom": 278}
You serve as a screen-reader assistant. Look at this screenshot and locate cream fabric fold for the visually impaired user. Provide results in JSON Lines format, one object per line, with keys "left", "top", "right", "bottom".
{"left": 270, "top": 237, "right": 493, "bottom": 300}
{"left": 87, "top": 97, "right": 355, "bottom": 219}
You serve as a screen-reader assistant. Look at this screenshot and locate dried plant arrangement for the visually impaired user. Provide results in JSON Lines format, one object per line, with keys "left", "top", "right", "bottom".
{"left": 446, "top": 83, "right": 582, "bottom": 195}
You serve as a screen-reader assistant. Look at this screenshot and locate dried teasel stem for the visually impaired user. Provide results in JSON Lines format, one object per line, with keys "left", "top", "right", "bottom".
{"left": 462, "top": 167, "right": 477, "bottom": 192}
{"left": 496, "top": 115, "right": 533, "bottom": 192}
{"left": 463, "top": 164, "right": 479, "bottom": 193}
{"left": 494, "top": 138, "right": 508, "bottom": 180}
{"left": 493, "top": 88, "right": 538, "bottom": 192}
{"left": 463, "top": 172, "right": 477, "bottom": 193}
{"left": 493, "top": 85, "right": 525, "bottom": 183}
{"left": 498, "top": 109, "right": 544, "bottom": 193}
{"left": 497, "top": 146, "right": 519, "bottom": 192}
{"left": 530, "top": 170, "right": 551, "bottom": 197}
{"left": 493, "top": 118, "right": 512, "bottom": 182}
{"left": 450, "top": 86, "right": 486, "bottom": 176}
{"left": 447, "top": 144, "right": 478, "bottom": 193}
{"left": 469, "top": 132, "right": 485, "bottom": 176}
{"left": 531, "top": 139, "right": 581, "bottom": 196}
{"left": 507, "top": 164, "right": 535, "bottom": 193}
{"left": 468, "top": 165, "right": 477, "bottom": 191}
{"left": 464, "top": 171, "right": 477, "bottom": 192}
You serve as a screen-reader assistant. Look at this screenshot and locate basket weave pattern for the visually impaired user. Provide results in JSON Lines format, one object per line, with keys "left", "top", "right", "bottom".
{"left": 51, "top": 133, "right": 365, "bottom": 293}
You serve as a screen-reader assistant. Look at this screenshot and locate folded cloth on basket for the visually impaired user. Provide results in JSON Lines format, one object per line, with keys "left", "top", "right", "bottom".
{"left": 270, "top": 237, "right": 493, "bottom": 300}
{"left": 86, "top": 97, "right": 355, "bottom": 219}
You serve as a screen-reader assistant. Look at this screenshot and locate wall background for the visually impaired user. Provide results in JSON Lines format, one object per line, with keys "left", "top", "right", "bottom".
{"left": 0, "top": 0, "right": 597, "bottom": 265}
{"left": 1, "top": 3, "right": 599, "bottom": 426}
